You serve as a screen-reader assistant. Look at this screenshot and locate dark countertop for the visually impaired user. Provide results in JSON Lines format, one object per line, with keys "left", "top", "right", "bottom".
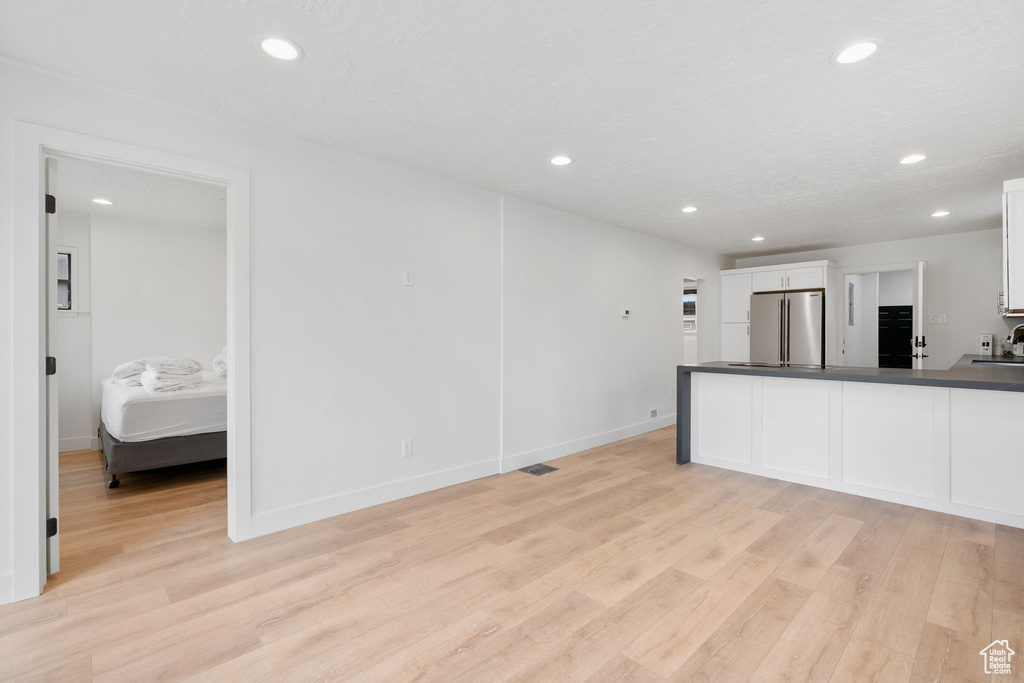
{"left": 679, "top": 355, "right": 1024, "bottom": 392}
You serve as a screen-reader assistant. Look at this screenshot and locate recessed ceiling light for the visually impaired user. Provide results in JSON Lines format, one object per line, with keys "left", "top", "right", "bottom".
{"left": 751, "top": 236, "right": 765, "bottom": 242}
{"left": 831, "top": 40, "right": 880, "bottom": 65}
{"left": 900, "top": 154, "right": 926, "bottom": 165}
{"left": 681, "top": 206, "right": 697, "bottom": 213}
{"left": 258, "top": 35, "right": 304, "bottom": 61}
{"left": 550, "top": 155, "right": 572, "bottom": 166}
{"left": 92, "top": 198, "right": 114, "bottom": 205}
{"left": 931, "top": 210, "right": 950, "bottom": 217}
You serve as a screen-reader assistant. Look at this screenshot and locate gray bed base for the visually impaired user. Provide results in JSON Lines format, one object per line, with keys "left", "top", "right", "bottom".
{"left": 99, "top": 421, "right": 226, "bottom": 488}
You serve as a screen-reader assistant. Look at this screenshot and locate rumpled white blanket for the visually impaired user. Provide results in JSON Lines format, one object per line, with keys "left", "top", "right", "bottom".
{"left": 212, "top": 345, "right": 227, "bottom": 378}
{"left": 140, "top": 369, "right": 204, "bottom": 393}
{"left": 112, "top": 357, "right": 205, "bottom": 387}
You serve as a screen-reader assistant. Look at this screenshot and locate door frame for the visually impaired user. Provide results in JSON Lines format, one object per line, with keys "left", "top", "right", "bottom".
{"left": 837, "top": 261, "right": 926, "bottom": 369}
{"left": 11, "top": 121, "right": 253, "bottom": 603}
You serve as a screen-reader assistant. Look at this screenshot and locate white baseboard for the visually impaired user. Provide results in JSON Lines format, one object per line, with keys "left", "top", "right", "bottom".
{"left": 59, "top": 436, "right": 96, "bottom": 453}
{"left": 91, "top": 436, "right": 101, "bottom": 451}
{"left": 693, "top": 454, "right": 1024, "bottom": 530}
{"left": 247, "top": 415, "right": 676, "bottom": 540}
{"left": 0, "top": 573, "right": 11, "bottom": 607}
{"left": 500, "top": 413, "right": 677, "bottom": 473}
{"left": 249, "top": 458, "right": 501, "bottom": 538}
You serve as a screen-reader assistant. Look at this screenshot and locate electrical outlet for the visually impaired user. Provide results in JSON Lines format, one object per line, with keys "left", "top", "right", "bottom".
{"left": 928, "top": 314, "right": 947, "bottom": 324}
{"left": 403, "top": 269, "right": 415, "bottom": 287}
{"left": 402, "top": 438, "right": 413, "bottom": 458}
{"left": 669, "top": 386, "right": 675, "bottom": 396}
{"left": 650, "top": 408, "right": 659, "bottom": 419}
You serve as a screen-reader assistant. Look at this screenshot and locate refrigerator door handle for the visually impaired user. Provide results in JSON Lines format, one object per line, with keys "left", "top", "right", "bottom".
{"left": 778, "top": 298, "right": 785, "bottom": 363}
{"left": 785, "top": 298, "right": 792, "bottom": 363}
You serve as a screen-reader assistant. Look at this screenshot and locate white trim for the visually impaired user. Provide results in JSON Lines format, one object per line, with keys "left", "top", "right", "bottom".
{"left": 500, "top": 414, "right": 677, "bottom": 473}
{"left": 58, "top": 436, "right": 94, "bottom": 453}
{"left": 11, "top": 121, "right": 253, "bottom": 604}
{"left": 498, "top": 194, "right": 505, "bottom": 472}
{"left": 250, "top": 459, "right": 500, "bottom": 537}
{"left": 721, "top": 260, "right": 837, "bottom": 275}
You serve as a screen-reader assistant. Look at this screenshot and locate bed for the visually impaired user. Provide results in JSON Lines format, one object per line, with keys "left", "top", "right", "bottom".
{"left": 99, "top": 371, "right": 227, "bottom": 488}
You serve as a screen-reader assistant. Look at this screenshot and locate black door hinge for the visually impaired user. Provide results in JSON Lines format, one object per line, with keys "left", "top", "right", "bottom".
{"left": 46, "top": 518, "right": 57, "bottom": 538}
{"left": 45, "top": 194, "right": 56, "bottom": 215}
{"left": 46, "top": 357, "right": 56, "bottom": 376}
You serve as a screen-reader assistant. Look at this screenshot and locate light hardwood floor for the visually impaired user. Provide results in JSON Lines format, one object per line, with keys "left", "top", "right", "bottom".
{"left": 1, "top": 427, "right": 1021, "bottom": 681}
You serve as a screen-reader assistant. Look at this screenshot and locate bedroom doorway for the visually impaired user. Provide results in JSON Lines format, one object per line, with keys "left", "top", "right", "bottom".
{"left": 51, "top": 156, "right": 229, "bottom": 573}
{"left": 12, "top": 123, "right": 252, "bottom": 603}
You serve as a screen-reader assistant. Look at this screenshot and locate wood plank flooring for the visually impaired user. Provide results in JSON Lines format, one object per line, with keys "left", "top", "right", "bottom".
{"left": 2, "top": 428, "right": 1021, "bottom": 681}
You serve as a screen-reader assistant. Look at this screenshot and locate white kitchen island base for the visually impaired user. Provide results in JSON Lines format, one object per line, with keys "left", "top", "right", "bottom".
{"left": 682, "top": 369, "right": 1024, "bottom": 530}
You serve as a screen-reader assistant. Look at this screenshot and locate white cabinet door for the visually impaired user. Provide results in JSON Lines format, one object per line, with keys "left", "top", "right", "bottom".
{"left": 721, "top": 273, "right": 752, "bottom": 323}
{"left": 785, "top": 266, "right": 825, "bottom": 290}
{"left": 950, "top": 389, "right": 1024, "bottom": 516}
{"left": 1006, "top": 190, "right": 1024, "bottom": 313}
{"left": 752, "top": 271, "right": 785, "bottom": 293}
{"left": 841, "top": 382, "right": 939, "bottom": 498}
{"left": 761, "top": 377, "right": 832, "bottom": 479}
{"left": 720, "top": 323, "right": 750, "bottom": 362}
{"left": 696, "top": 373, "right": 754, "bottom": 464}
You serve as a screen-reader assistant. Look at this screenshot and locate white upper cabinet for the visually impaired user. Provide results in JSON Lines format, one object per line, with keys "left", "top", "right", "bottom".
{"left": 785, "top": 266, "right": 825, "bottom": 290}
{"left": 751, "top": 271, "right": 785, "bottom": 292}
{"left": 752, "top": 266, "right": 825, "bottom": 292}
{"left": 1004, "top": 179, "right": 1024, "bottom": 316}
{"left": 721, "top": 273, "right": 752, "bottom": 323}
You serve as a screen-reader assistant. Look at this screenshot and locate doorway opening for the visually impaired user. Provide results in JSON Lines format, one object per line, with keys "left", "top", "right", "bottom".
{"left": 840, "top": 263, "right": 926, "bottom": 369}
{"left": 50, "top": 156, "right": 229, "bottom": 577}
{"left": 12, "top": 122, "right": 252, "bottom": 604}
{"left": 682, "top": 279, "right": 701, "bottom": 364}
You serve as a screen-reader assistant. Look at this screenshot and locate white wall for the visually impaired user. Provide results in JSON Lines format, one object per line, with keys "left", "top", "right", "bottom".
{"left": 56, "top": 212, "right": 94, "bottom": 451}
{"left": 737, "top": 229, "right": 1015, "bottom": 369}
{"left": 501, "top": 197, "right": 730, "bottom": 468}
{"left": 90, "top": 215, "right": 227, "bottom": 431}
{"left": 0, "top": 58, "right": 735, "bottom": 598}
{"left": 878, "top": 270, "right": 913, "bottom": 307}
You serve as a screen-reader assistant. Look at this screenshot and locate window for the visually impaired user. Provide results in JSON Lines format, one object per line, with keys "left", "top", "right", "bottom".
{"left": 57, "top": 250, "right": 72, "bottom": 310}
{"left": 683, "top": 285, "right": 697, "bottom": 330}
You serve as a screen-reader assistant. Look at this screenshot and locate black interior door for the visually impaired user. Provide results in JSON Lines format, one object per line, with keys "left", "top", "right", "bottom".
{"left": 878, "top": 305, "right": 913, "bottom": 368}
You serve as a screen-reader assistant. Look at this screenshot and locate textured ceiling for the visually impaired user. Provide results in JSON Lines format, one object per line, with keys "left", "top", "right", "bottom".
{"left": 56, "top": 158, "right": 226, "bottom": 230}
{"left": 4, "top": 0, "right": 1024, "bottom": 256}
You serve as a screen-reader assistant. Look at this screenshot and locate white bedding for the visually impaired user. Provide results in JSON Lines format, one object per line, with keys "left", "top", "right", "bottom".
{"left": 101, "top": 371, "right": 227, "bottom": 442}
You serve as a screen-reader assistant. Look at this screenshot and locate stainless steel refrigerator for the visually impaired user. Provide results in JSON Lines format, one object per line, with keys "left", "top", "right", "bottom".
{"left": 750, "top": 290, "right": 825, "bottom": 365}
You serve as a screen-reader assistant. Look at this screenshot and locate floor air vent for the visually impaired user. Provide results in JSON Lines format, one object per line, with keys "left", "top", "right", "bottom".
{"left": 518, "top": 463, "right": 559, "bottom": 476}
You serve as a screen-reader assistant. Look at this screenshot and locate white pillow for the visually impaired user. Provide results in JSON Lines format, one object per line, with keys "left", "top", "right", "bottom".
{"left": 111, "top": 360, "right": 147, "bottom": 381}
{"left": 212, "top": 345, "right": 228, "bottom": 378}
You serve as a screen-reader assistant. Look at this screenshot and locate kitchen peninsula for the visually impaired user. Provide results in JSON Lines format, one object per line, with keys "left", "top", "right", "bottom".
{"left": 676, "top": 356, "right": 1024, "bottom": 529}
